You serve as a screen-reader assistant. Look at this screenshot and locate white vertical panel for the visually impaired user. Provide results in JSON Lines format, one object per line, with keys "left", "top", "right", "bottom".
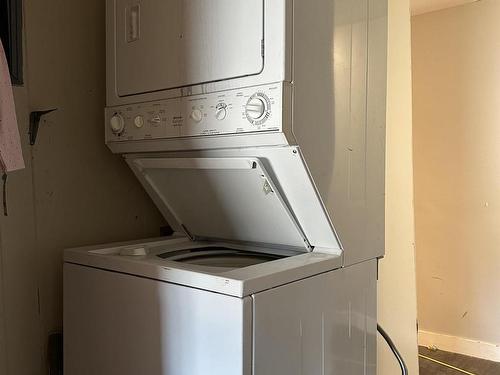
{"left": 252, "top": 261, "right": 378, "bottom": 374}
{"left": 64, "top": 264, "right": 252, "bottom": 375}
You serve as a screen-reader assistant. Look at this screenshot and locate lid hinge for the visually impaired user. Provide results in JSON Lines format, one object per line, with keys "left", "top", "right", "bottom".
{"left": 181, "top": 224, "right": 195, "bottom": 241}
{"left": 304, "top": 238, "right": 313, "bottom": 252}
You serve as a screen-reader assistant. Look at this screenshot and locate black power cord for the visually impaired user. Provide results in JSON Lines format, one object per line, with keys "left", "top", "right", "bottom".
{"left": 377, "top": 324, "right": 409, "bottom": 375}
{"left": 2, "top": 172, "right": 7, "bottom": 216}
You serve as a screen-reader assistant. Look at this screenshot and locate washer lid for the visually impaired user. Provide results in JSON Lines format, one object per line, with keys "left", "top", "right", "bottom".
{"left": 128, "top": 157, "right": 312, "bottom": 252}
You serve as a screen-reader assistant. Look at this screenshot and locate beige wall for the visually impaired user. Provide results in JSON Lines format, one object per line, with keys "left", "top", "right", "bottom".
{"left": 0, "top": 1, "right": 164, "bottom": 374}
{"left": 0, "top": 86, "right": 39, "bottom": 375}
{"left": 378, "top": 0, "right": 419, "bottom": 374}
{"left": 411, "top": 0, "right": 478, "bottom": 16}
{"left": 412, "top": 0, "right": 500, "bottom": 347}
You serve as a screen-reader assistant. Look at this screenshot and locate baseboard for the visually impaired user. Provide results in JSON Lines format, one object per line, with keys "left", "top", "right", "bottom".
{"left": 418, "top": 330, "right": 500, "bottom": 363}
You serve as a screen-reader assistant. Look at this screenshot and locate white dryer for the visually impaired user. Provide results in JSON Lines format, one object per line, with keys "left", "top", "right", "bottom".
{"left": 104, "top": 0, "right": 388, "bottom": 267}
{"left": 64, "top": 0, "right": 388, "bottom": 374}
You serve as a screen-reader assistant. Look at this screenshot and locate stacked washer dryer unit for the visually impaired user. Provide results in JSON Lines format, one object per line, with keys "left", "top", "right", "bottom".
{"left": 64, "top": 0, "right": 388, "bottom": 374}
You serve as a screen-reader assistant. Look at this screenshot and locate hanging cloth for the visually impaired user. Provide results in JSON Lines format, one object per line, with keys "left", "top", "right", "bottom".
{"left": 0, "top": 39, "right": 25, "bottom": 215}
{"left": 0, "top": 39, "right": 24, "bottom": 172}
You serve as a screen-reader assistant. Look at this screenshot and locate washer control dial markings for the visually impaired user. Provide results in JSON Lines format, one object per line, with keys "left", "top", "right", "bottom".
{"left": 245, "top": 93, "right": 271, "bottom": 125}
{"left": 106, "top": 84, "right": 282, "bottom": 142}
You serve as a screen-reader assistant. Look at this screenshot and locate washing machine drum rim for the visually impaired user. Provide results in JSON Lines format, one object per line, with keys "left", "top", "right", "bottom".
{"left": 158, "top": 247, "right": 284, "bottom": 268}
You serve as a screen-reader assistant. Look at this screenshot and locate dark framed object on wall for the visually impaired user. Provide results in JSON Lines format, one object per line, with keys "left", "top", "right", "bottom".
{"left": 0, "top": 0, "right": 23, "bottom": 85}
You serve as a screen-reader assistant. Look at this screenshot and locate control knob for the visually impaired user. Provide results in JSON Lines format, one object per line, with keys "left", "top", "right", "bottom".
{"left": 215, "top": 103, "right": 228, "bottom": 121}
{"left": 150, "top": 114, "right": 161, "bottom": 126}
{"left": 190, "top": 109, "right": 203, "bottom": 123}
{"left": 110, "top": 113, "right": 125, "bottom": 135}
{"left": 134, "top": 115, "right": 145, "bottom": 128}
{"left": 245, "top": 93, "right": 271, "bottom": 125}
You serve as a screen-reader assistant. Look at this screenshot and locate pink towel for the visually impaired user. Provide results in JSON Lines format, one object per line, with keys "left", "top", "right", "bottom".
{"left": 0, "top": 39, "right": 24, "bottom": 172}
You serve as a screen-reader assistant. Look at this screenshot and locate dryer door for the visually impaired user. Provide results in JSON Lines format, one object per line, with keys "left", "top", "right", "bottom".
{"left": 128, "top": 157, "right": 311, "bottom": 252}
{"left": 113, "top": 0, "right": 265, "bottom": 97}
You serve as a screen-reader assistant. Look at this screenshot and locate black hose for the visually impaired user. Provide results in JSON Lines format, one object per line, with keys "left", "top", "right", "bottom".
{"left": 2, "top": 172, "right": 7, "bottom": 216}
{"left": 377, "top": 324, "right": 409, "bottom": 375}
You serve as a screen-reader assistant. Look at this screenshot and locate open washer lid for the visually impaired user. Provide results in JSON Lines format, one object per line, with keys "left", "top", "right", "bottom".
{"left": 128, "top": 157, "right": 312, "bottom": 252}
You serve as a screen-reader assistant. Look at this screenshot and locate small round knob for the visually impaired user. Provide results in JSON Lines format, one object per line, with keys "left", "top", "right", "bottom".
{"left": 150, "top": 114, "right": 161, "bottom": 126}
{"left": 245, "top": 97, "right": 266, "bottom": 121}
{"left": 110, "top": 114, "right": 125, "bottom": 135}
{"left": 215, "top": 104, "right": 227, "bottom": 121}
{"left": 190, "top": 109, "right": 203, "bottom": 123}
{"left": 134, "top": 115, "right": 144, "bottom": 128}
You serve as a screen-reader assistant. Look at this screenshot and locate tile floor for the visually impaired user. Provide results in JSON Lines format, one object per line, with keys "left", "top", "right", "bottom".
{"left": 419, "top": 346, "right": 500, "bottom": 375}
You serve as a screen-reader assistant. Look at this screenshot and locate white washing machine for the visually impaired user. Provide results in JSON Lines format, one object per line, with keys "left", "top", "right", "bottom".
{"left": 64, "top": 150, "right": 378, "bottom": 374}
{"left": 64, "top": 0, "right": 388, "bottom": 374}
{"left": 65, "top": 238, "right": 377, "bottom": 375}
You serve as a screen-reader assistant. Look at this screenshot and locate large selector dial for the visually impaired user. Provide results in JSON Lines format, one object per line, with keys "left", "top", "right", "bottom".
{"left": 109, "top": 113, "right": 125, "bottom": 135}
{"left": 245, "top": 92, "right": 271, "bottom": 125}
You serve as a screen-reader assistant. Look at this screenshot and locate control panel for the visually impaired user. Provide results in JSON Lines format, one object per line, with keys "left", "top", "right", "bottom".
{"left": 105, "top": 84, "right": 283, "bottom": 144}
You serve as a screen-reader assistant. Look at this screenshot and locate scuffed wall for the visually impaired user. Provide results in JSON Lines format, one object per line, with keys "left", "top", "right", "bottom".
{"left": 0, "top": 1, "right": 165, "bottom": 373}
{"left": 413, "top": 0, "right": 500, "bottom": 350}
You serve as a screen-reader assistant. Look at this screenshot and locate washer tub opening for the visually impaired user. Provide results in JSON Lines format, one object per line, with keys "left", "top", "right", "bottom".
{"left": 158, "top": 247, "right": 287, "bottom": 269}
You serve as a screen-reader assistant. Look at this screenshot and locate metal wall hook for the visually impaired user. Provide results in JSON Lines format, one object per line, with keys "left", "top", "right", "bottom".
{"left": 29, "top": 108, "right": 57, "bottom": 146}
